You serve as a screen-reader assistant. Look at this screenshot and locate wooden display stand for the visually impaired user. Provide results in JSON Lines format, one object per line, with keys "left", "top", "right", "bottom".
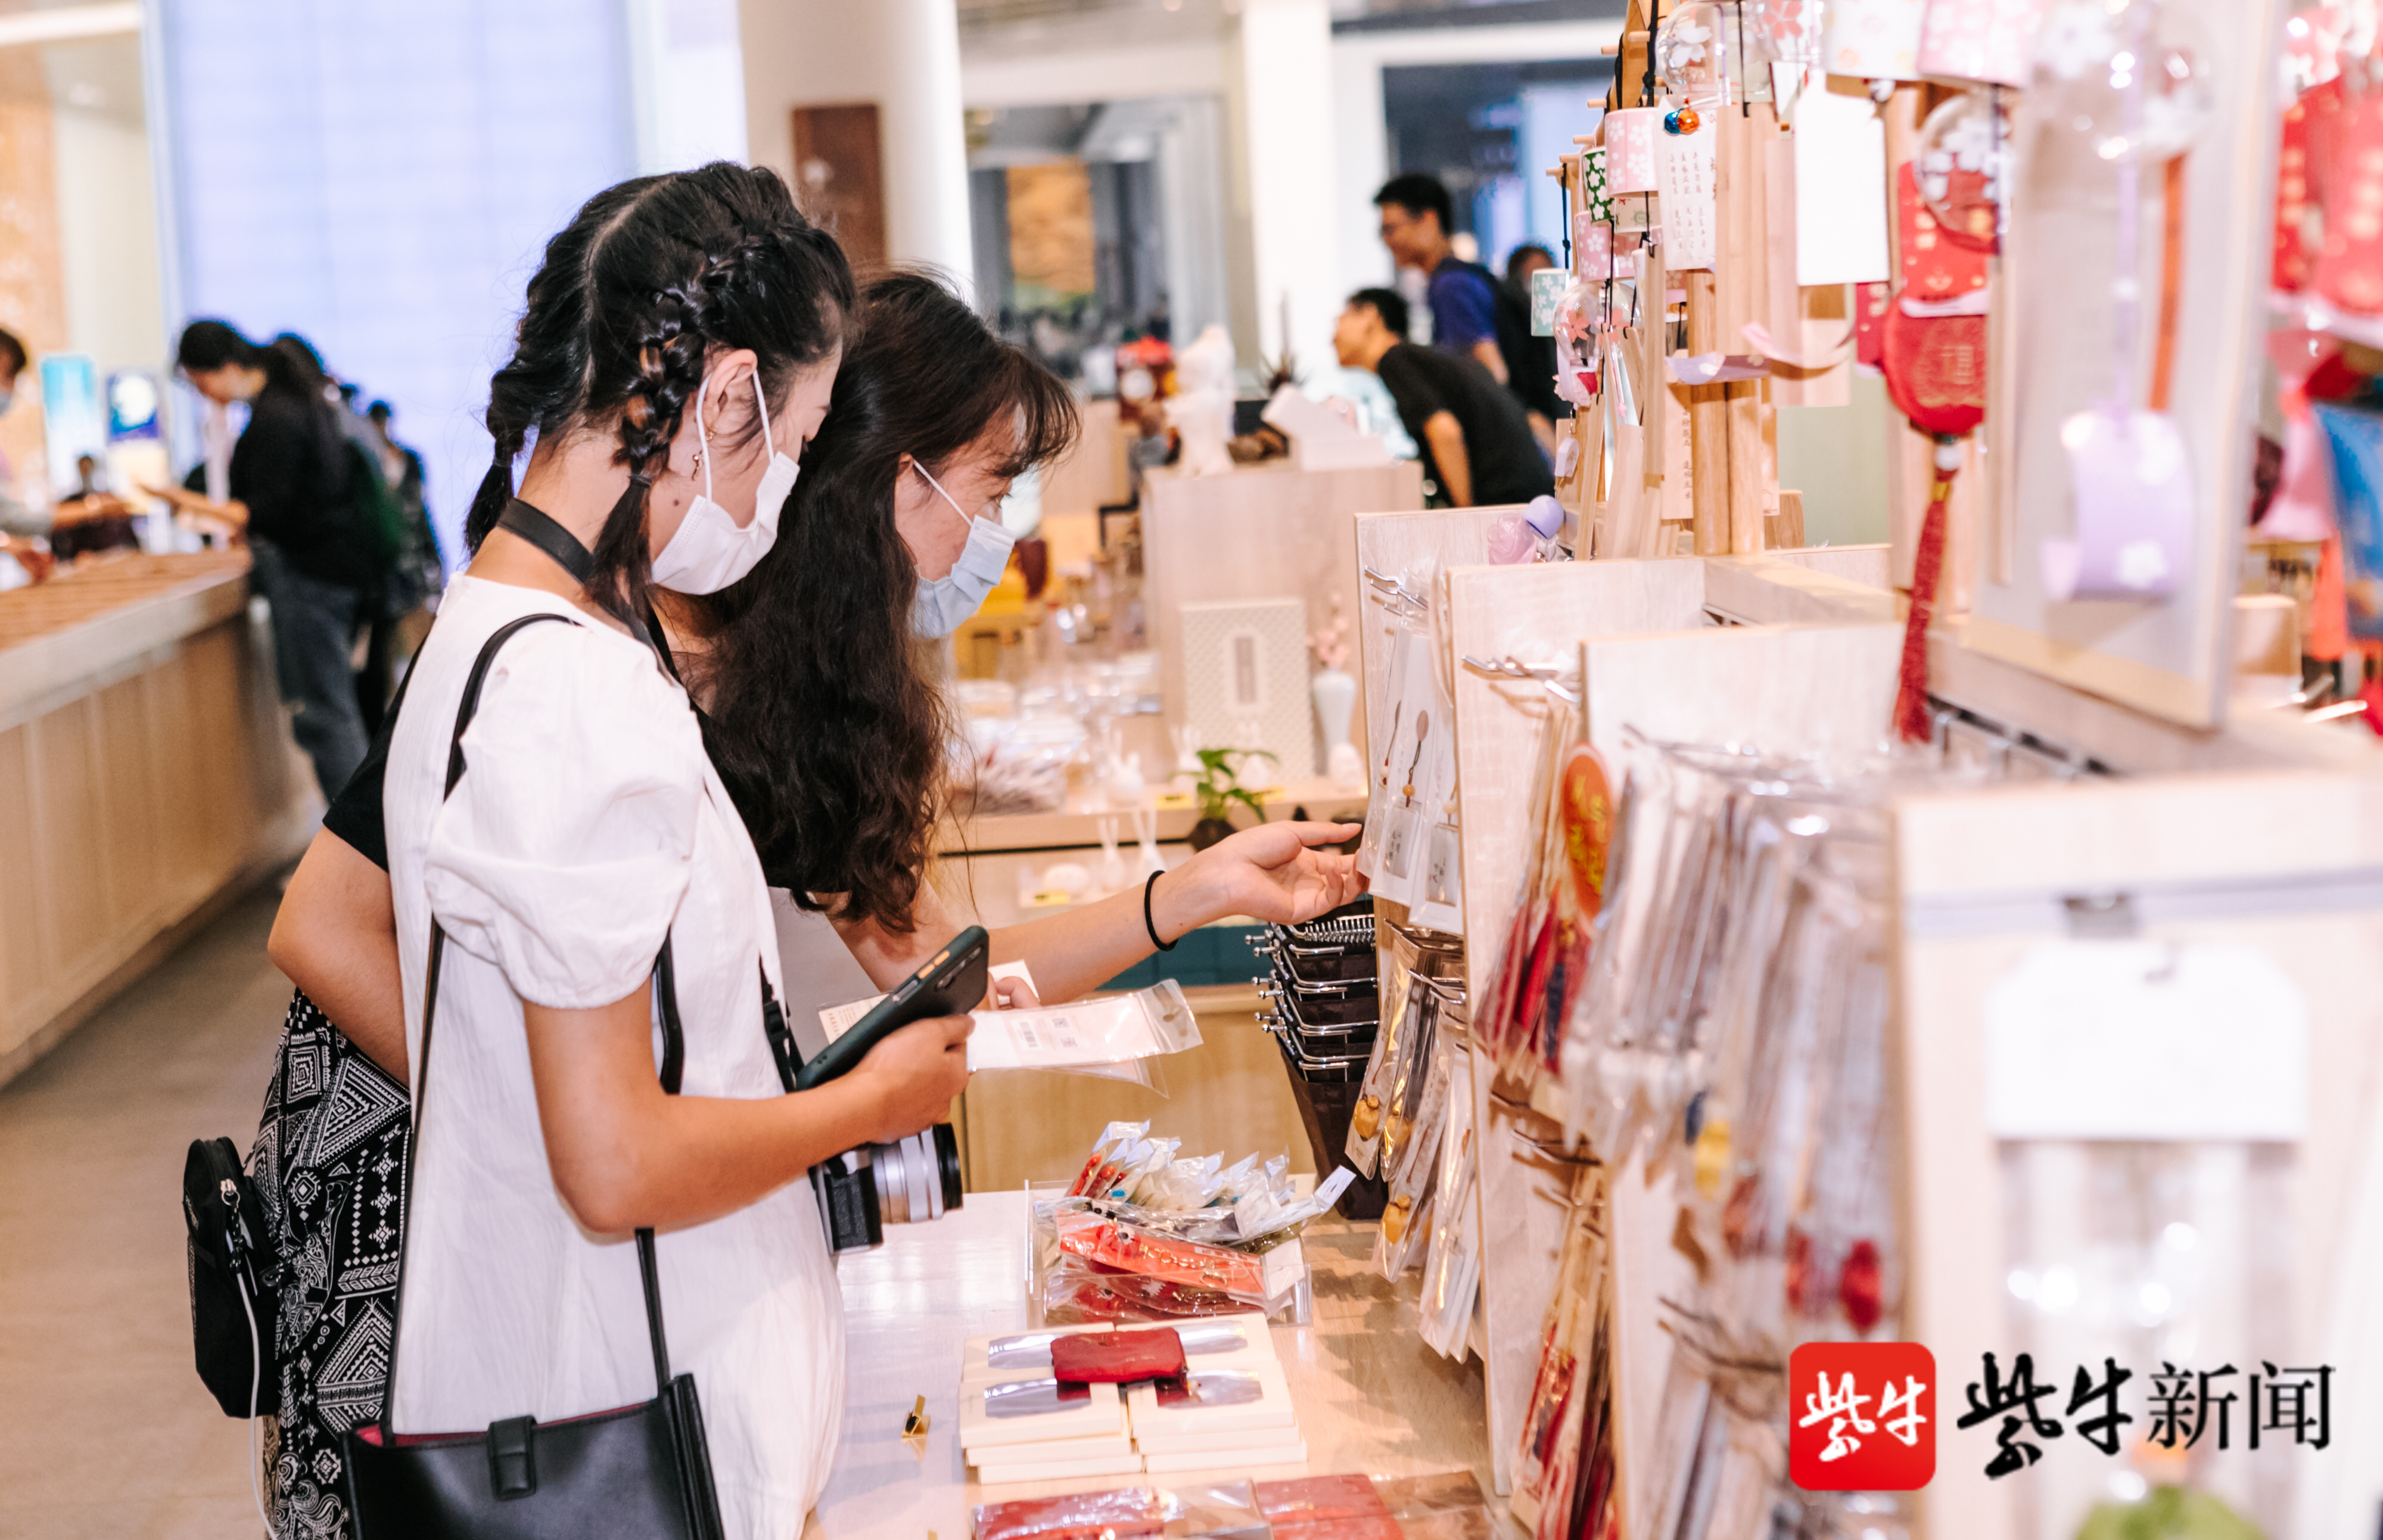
{"left": 1141, "top": 458, "right": 1423, "bottom": 755}
{"left": 1444, "top": 557, "right": 1900, "bottom": 1516}
{"left": 0, "top": 554, "right": 318, "bottom": 1084}
{"left": 1968, "top": 0, "right": 2284, "bottom": 727}
{"left": 1348, "top": 509, "right": 1902, "bottom": 1504}
{"left": 1423, "top": 540, "right": 2379, "bottom": 1539}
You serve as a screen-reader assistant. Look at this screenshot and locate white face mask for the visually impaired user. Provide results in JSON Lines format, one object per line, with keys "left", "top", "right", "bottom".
{"left": 909, "top": 461, "right": 1019, "bottom": 637}
{"left": 649, "top": 370, "right": 796, "bottom": 595}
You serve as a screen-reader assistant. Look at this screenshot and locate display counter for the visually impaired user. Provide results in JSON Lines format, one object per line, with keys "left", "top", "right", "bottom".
{"left": 802, "top": 1188, "right": 1489, "bottom": 1540}
{"left": 0, "top": 552, "right": 315, "bottom": 1083}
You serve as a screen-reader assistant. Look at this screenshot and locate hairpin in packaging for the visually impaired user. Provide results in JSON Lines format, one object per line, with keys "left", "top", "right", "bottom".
{"left": 1069, "top": 1119, "right": 1152, "bottom": 1198}
{"left": 1417, "top": 1049, "right": 1482, "bottom": 1359}
{"left": 1346, "top": 969, "right": 1424, "bottom": 1175}
{"left": 1376, "top": 976, "right": 1442, "bottom": 1181}
{"left": 1376, "top": 1032, "right": 1454, "bottom": 1278}
{"left": 1507, "top": 1165, "right": 1612, "bottom": 1540}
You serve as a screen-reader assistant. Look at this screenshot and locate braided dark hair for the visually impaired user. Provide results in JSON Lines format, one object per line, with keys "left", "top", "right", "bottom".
{"left": 466, "top": 162, "right": 853, "bottom": 629}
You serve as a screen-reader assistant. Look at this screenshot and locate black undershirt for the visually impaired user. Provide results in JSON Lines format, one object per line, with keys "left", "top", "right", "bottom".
{"left": 320, "top": 594, "right": 695, "bottom": 877}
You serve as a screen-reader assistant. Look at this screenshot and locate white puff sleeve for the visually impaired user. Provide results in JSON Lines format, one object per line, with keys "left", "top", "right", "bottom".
{"left": 421, "top": 627, "right": 704, "bottom": 1010}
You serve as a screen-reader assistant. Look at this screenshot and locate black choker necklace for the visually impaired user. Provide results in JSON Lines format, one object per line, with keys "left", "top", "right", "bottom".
{"left": 496, "top": 498, "right": 594, "bottom": 586}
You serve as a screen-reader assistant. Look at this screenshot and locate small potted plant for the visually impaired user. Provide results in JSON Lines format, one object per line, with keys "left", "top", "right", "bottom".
{"left": 1187, "top": 746, "right": 1276, "bottom": 851}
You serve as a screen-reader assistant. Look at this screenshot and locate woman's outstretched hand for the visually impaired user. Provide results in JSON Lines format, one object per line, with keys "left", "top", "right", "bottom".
{"left": 1158, "top": 821, "right": 1367, "bottom": 941}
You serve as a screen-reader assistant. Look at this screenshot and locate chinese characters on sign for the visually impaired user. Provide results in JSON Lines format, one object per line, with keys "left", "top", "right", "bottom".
{"left": 1790, "top": 1348, "right": 2337, "bottom": 1491}
{"left": 1953, "top": 1354, "right": 2333, "bottom": 1481}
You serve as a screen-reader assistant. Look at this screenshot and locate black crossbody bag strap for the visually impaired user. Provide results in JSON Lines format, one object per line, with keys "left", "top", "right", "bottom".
{"left": 372, "top": 611, "right": 690, "bottom": 1438}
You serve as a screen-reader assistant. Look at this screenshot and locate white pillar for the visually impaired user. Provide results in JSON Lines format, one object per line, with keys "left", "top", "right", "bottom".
{"left": 735, "top": 0, "right": 973, "bottom": 288}
{"left": 1230, "top": 0, "right": 1339, "bottom": 386}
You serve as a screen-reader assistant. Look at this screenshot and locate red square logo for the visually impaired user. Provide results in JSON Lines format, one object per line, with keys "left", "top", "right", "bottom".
{"left": 1788, "top": 1342, "right": 1937, "bottom": 1492}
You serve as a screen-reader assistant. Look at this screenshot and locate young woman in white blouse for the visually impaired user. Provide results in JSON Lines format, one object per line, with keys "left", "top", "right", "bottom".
{"left": 374, "top": 165, "right": 963, "bottom": 1538}
{"left": 269, "top": 232, "right": 1364, "bottom": 1536}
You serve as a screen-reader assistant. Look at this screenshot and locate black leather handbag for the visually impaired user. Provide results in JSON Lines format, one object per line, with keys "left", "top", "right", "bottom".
{"left": 342, "top": 614, "right": 726, "bottom": 1540}
{"left": 181, "top": 1134, "right": 279, "bottom": 1418}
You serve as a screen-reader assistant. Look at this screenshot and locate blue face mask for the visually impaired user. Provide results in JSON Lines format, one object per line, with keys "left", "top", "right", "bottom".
{"left": 0, "top": 387, "right": 13, "bottom": 415}
{"left": 909, "top": 461, "right": 1018, "bottom": 637}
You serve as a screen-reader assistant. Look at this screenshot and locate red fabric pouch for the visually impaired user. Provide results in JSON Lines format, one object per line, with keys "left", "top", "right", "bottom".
{"left": 1049, "top": 1327, "right": 1188, "bottom": 1384}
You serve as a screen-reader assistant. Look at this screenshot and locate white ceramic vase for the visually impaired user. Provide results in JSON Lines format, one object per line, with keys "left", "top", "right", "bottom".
{"left": 1311, "top": 668, "right": 1362, "bottom": 789}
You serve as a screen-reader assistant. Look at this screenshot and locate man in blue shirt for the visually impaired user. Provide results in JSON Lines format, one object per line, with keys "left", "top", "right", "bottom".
{"left": 1374, "top": 174, "right": 1554, "bottom": 455}
{"left": 1374, "top": 174, "right": 1505, "bottom": 381}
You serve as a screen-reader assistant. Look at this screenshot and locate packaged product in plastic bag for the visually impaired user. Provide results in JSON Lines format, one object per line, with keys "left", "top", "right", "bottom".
{"left": 1068, "top": 1121, "right": 1149, "bottom": 1197}
{"left": 1347, "top": 971, "right": 1428, "bottom": 1175}
{"left": 1056, "top": 1211, "right": 1273, "bottom": 1299}
{"left": 970, "top": 980, "right": 1203, "bottom": 1073}
{"left": 972, "top": 1485, "right": 1167, "bottom": 1540}
{"left": 1159, "top": 1479, "right": 1269, "bottom": 1539}
{"left": 1253, "top": 1474, "right": 1400, "bottom": 1540}
{"left": 1417, "top": 1049, "right": 1481, "bottom": 1358}
{"left": 1133, "top": 1153, "right": 1226, "bottom": 1212}
{"left": 1376, "top": 1471, "right": 1497, "bottom": 1539}
{"left": 1072, "top": 1168, "right": 1358, "bottom": 1248}
{"left": 1376, "top": 1034, "right": 1454, "bottom": 1278}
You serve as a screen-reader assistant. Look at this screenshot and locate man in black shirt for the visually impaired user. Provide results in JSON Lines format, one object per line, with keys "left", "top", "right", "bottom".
{"left": 1334, "top": 288, "right": 1554, "bottom": 508}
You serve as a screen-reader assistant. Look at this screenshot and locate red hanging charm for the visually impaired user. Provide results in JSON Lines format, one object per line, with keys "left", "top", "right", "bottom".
{"left": 1838, "top": 1237, "right": 1884, "bottom": 1333}
{"left": 1893, "top": 442, "right": 1960, "bottom": 743}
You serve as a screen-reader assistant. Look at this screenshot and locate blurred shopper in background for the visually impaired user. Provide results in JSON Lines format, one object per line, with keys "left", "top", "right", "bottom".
{"left": 357, "top": 398, "right": 443, "bottom": 733}
{"left": 1373, "top": 173, "right": 1554, "bottom": 455}
{"left": 1334, "top": 286, "right": 1552, "bottom": 509}
{"left": 364, "top": 400, "right": 438, "bottom": 603}
{"left": 173, "top": 319, "right": 266, "bottom": 506}
{"left": 51, "top": 455, "right": 140, "bottom": 561}
{"left": 1, "top": 326, "right": 50, "bottom": 578}
{"left": 1502, "top": 242, "right": 1563, "bottom": 441}
{"left": 0, "top": 325, "right": 120, "bottom": 582}
{"left": 151, "top": 329, "right": 382, "bottom": 799}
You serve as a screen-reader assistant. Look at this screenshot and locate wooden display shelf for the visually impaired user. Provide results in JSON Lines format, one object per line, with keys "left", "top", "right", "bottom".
{"left": 1141, "top": 458, "right": 1424, "bottom": 773}
{"left": 944, "top": 774, "right": 1368, "bottom": 857}
{"left": 0, "top": 551, "right": 254, "bottom": 726}
{"left": 0, "top": 550, "right": 316, "bottom": 1084}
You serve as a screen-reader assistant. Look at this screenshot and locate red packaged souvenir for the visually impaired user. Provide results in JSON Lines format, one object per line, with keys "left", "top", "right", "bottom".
{"left": 1056, "top": 1212, "right": 1268, "bottom": 1299}
{"left": 1253, "top": 1474, "right": 1399, "bottom": 1538}
{"left": 1049, "top": 1327, "right": 1188, "bottom": 1385}
{"left": 973, "top": 1485, "right": 1167, "bottom": 1540}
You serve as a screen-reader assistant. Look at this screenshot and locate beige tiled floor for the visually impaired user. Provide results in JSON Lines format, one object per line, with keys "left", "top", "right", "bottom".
{"left": 0, "top": 888, "right": 287, "bottom": 1539}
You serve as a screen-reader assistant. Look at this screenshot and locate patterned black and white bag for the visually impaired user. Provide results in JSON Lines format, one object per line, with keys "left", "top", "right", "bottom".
{"left": 247, "top": 990, "right": 412, "bottom": 1540}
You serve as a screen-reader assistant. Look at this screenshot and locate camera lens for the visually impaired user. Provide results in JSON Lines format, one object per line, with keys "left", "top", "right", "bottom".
{"left": 871, "top": 1140, "right": 911, "bottom": 1226}
{"left": 933, "top": 1124, "right": 963, "bottom": 1213}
